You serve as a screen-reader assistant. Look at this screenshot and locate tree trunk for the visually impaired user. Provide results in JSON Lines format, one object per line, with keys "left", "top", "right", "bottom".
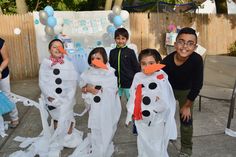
{"left": 16, "top": 0, "right": 28, "bottom": 14}
{"left": 0, "top": 7, "right": 3, "bottom": 14}
{"left": 215, "top": 0, "right": 228, "bottom": 13}
{"left": 105, "top": 0, "right": 113, "bottom": 10}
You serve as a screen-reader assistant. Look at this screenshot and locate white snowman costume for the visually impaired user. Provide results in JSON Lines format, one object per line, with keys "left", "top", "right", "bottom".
{"left": 9, "top": 57, "right": 83, "bottom": 157}
{"left": 70, "top": 65, "right": 121, "bottom": 157}
{"left": 126, "top": 71, "right": 177, "bottom": 157}
{"left": 39, "top": 56, "right": 83, "bottom": 147}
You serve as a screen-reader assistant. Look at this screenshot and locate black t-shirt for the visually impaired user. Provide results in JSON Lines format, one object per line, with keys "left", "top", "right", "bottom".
{"left": 0, "top": 38, "right": 10, "bottom": 79}
{"left": 161, "top": 51, "right": 203, "bottom": 101}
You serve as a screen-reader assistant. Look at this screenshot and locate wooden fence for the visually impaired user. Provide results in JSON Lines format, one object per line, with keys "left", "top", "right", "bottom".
{"left": 130, "top": 13, "right": 236, "bottom": 55}
{"left": 0, "top": 14, "right": 39, "bottom": 80}
{"left": 0, "top": 13, "right": 236, "bottom": 80}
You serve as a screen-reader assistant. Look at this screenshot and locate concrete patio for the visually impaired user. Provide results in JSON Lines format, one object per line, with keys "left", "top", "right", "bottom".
{"left": 0, "top": 77, "right": 236, "bottom": 157}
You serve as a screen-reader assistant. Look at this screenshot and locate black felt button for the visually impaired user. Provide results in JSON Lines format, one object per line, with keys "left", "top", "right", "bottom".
{"left": 55, "top": 88, "right": 62, "bottom": 94}
{"left": 55, "top": 78, "right": 62, "bottom": 84}
{"left": 93, "top": 96, "right": 101, "bottom": 103}
{"left": 47, "top": 105, "right": 56, "bottom": 110}
{"left": 53, "top": 69, "right": 60, "bottom": 75}
{"left": 149, "top": 82, "right": 157, "bottom": 90}
{"left": 142, "top": 110, "right": 150, "bottom": 117}
{"left": 95, "top": 85, "right": 102, "bottom": 90}
{"left": 142, "top": 96, "right": 151, "bottom": 105}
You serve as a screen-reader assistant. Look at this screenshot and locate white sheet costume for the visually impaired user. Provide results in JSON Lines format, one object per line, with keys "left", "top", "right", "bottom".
{"left": 9, "top": 57, "right": 83, "bottom": 157}
{"left": 39, "top": 57, "right": 83, "bottom": 147}
{"left": 126, "top": 71, "right": 177, "bottom": 157}
{"left": 70, "top": 65, "right": 121, "bottom": 157}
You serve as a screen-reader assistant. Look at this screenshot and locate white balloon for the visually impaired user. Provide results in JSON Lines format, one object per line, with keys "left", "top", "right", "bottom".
{"left": 112, "top": 5, "right": 121, "bottom": 15}
{"left": 39, "top": 10, "right": 48, "bottom": 20}
{"left": 14, "top": 28, "right": 21, "bottom": 35}
{"left": 120, "top": 10, "right": 129, "bottom": 21}
{"left": 54, "top": 25, "right": 63, "bottom": 35}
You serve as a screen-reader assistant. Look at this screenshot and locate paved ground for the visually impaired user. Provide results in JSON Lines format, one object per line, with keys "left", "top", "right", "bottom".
{"left": 0, "top": 78, "right": 236, "bottom": 157}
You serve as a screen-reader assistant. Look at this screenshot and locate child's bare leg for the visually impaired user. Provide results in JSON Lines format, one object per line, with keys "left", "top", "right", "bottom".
{"left": 67, "top": 122, "right": 74, "bottom": 134}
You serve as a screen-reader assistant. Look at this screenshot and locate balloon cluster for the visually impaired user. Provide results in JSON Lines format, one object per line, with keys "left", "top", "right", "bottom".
{"left": 39, "top": 6, "right": 63, "bottom": 36}
{"left": 106, "top": 5, "right": 129, "bottom": 37}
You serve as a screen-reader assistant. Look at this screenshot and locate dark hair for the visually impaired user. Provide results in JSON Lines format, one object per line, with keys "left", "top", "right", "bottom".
{"left": 88, "top": 47, "right": 108, "bottom": 65}
{"left": 48, "top": 39, "right": 64, "bottom": 50}
{"left": 138, "top": 48, "right": 162, "bottom": 63}
{"left": 176, "top": 27, "right": 197, "bottom": 42}
{"left": 114, "top": 28, "right": 129, "bottom": 39}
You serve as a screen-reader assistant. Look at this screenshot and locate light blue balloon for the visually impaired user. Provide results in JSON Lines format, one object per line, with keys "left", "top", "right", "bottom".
{"left": 44, "top": 6, "right": 54, "bottom": 17}
{"left": 47, "top": 16, "right": 57, "bottom": 28}
{"left": 107, "top": 25, "right": 116, "bottom": 34}
{"left": 113, "top": 15, "right": 123, "bottom": 27}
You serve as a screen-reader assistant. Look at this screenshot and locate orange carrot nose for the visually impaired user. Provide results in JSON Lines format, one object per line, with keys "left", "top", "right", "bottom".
{"left": 92, "top": 59, "right": 108, "bottom": 70}
{"left": 144, "top": 64, "right": 165, "bottom": 75}
{"left": 57, "top": 46, "right": 67, "bottom": 55}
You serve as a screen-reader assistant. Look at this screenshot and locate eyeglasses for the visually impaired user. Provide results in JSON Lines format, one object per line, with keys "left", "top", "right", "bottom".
{"left": 176, "top": 40, "right": 196, "bottom": 48}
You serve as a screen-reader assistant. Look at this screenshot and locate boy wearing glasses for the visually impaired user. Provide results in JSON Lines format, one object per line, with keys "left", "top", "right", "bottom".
{"left": 162, "top": 27, "right": 203, "bottom": 157}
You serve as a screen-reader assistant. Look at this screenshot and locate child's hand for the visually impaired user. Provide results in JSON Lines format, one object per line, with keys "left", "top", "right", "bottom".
{"left": 180, "top": 106, "right": 191, "bottom": 122}
{"left": 47, "top": 97, "right": 55, "bottom": 102}
{"left": 90, "top": 87, "right": 99, "bottom": 95}
{"left": 85, "top": 84, "right": 99, "bottom": 95}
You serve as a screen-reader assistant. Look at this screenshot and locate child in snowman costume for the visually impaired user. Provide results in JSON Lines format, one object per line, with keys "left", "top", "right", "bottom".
{"left": 39, "top": 39, "right": 82, "bottom": 149}
{"left": 70, "top": 47, "right": 121, "bottom": 157}
{"left": 126, "top": 48, "right": 177, "bottom": 157}
{"left": 9, "top": 39, "right": 83, "bottom": 157}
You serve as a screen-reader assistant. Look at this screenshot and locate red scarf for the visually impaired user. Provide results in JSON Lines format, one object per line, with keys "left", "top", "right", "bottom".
{"left": 133, "top": 84, "right": 143, "bottom": 120}
{"left": 50, "top": 55, "right": 64, "bottom": 66}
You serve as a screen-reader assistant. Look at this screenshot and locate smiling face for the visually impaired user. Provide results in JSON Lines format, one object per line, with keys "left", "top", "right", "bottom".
{"left": 140, "top": 55, "right": 159, "bottom": 75}
{"left": 91, "top": 52, "right": 104, "bottom": 68}
{"left": 49, "top": 41, "right": 64, "bottom": 59}
{"left": 115, "top": 35, "right": 128, "bottom": 47}
{"left": 174, "top": 33, "right": 197, "bottom": 59}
